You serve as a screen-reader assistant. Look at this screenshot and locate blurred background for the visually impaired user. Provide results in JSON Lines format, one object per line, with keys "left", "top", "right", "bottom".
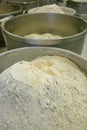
{"left": 0, "top": 0, "right": 87, "bottom": 59}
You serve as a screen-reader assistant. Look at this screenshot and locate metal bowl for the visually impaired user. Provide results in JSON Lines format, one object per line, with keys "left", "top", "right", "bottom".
{"left": 4, "top": 0, "right": 39, "bottom": 10}
{"left": 26, "top": 6, "right": 76, "bottom": 16}
{"left": 61, "top": 6, "right": 76, "bottom": 15}
{"left": 0, "top": 3, "right": 23, "bottom": 19}
{"left": 0, "top": 3, "right": 23, "bottom": 47}
{"left": 1, "top": 13, "right": 87, "bottom": 54}
{"left": 66, "top": 0, "right": 87, "bottom": 19}
{"left": 0, "top": 47, "right": 87, "bottom": 73}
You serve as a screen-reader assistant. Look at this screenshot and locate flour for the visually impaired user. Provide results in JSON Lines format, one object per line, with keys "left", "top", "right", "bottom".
{"left": 28, "top": 4, "right": 65, "bottom": 14}
{"left": 0, "top": 56, "right": 87, "bottom": 130}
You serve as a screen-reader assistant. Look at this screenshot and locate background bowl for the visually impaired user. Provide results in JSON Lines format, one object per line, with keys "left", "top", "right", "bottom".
{"left": 61, "top": 6, "right": 76, "bottom": 16}
{"left": 0, "top": 47, "right": 87, "bottom": 73}
{"left": 1, "top": 13, "right": 87, "bottom": 54}
{"left": 66, "top": 0, "right": 87, "bottom": 19}
{"left": 26, "top": 6, "right": 76, "bottom": 16}
{"left": 0, "top": 3, "right": 23, "bottom": 19}
{"left": 0, "top": 3, "right": 23, "bottom": 47}
{"left": 4, "top": 0, "right": 39, "bottom": 10}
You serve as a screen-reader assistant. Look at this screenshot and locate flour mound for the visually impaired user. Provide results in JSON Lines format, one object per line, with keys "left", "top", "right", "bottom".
{"left": 0, "top": 56, "right": 87, "bottom": 130}
{"left": 28, "top": 4, "right": 65, "bottom": 14}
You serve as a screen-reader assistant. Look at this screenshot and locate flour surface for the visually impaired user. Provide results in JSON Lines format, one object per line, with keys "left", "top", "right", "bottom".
{"left": 28, "top": 4, "right": 65, "bottom": 14}
{"left": 0, "top": 56, "right": 87, "bottom": 130}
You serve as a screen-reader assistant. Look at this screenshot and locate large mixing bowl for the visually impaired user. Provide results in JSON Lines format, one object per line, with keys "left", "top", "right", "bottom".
{"left": 0, "top": 47, "right": 87, "bottom": 73}
{"left": 0, "top": 3, "right": 23, "bottom": 47}
{"left": 1, "top": 13, "right": 87, "bottom": 54}
{"left": 66, "top": 0, "right": 87, "bottom": 19}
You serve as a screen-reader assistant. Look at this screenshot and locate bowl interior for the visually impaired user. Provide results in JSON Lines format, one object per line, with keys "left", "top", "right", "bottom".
{"left": 3, "top": 13, "right": 87, "bottom": 38}
{"left": 0, "top": 4, "right": 22, "bottom": 15}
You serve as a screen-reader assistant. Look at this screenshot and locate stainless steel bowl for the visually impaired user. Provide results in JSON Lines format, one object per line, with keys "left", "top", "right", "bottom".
{"left": 0, "top": 3, "right": 23, "bottom": 47}
{"left": 0, "top": 3, "right": 23, "bottom": 19}
{"left": 1, "top": 13, "right": 87, "bottom": 54}
{"left": 0, "top": 47, "right": 87, "bottom": 73}
{"left": 66, "top": 0, "right": 87, "bottom": 19}
{"left": 61, "top": 6, "right": 76, "bottom": 16}
{"left": 4, "top": 0, "right": 39, "bottom": 10}
{"left": 26, "top": 6, "right": 76, "bottom": 16}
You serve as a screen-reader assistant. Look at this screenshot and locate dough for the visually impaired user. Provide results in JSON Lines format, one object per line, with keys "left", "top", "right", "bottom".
{"left": 24, "top": 33, "right": 62, "bottom": 39}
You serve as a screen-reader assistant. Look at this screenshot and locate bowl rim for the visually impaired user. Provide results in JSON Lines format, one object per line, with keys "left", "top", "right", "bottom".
{"left": 5, "top": 0, "right": 38, "bottom": 5}
{"left": 0, "top": 3, "right": 23, "bottom": 18}
{"left": 0, "top": 47, "right": 87, "bottom": 73}
{"left": 0, "top": 46, "right": 84, "bottom": 59}
{"left": 60, "top": 6, "right": 76, "bottom": 15}
{"left": 1, "top": 13, "right": 87, "bottom": 45}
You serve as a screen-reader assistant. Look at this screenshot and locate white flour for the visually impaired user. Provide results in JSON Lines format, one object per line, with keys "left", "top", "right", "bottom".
{"left": 28, "top": 4, "right": 65, "bottom": 14}
{"left": 0, "top": 56, "right": 87, "bottom": 130}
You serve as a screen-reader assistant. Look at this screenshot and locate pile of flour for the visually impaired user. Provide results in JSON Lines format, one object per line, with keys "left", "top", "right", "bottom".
{"left": 28, "top": 4, "right": 65, "bottom": 14}
{"left": 0, "top": 56, "right": 87, "bottom": 130}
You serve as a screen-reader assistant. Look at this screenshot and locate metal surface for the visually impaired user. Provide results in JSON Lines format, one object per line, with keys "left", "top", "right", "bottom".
{"left": 1, "top": 13, "right": 87, "bottom": 54}
{"left": 0, "top": 3, "right": 23, "bottom": 47}
{"left": 66, "top": 1, "right": 87, "bottom": 19}
{"left": 61, "top": 6, "right": 76, "bottom": 16}
{"left": 1, "top": 34, "right": 87, "bottom": 58}
{"left": 4, "top": 0, "right": 39, "bottom": 10}
{"left": 0, "top": 47, "right": 87, "bottom": 74}
{"left": 0, "top": 3, "right": 23, "bottom": 19}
